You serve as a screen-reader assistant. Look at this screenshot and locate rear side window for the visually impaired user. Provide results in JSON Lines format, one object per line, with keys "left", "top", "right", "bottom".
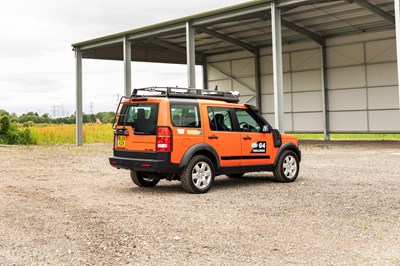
{"left": 170, "top": 103, "right": 201, "bottom": 128}
{"left": 118, "top": 103, "right": 159, "bottom": 135}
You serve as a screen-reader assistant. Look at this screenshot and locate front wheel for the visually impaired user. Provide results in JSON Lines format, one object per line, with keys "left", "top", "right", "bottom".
{"left": 130, "top": 170, "right": 160, "bottom": 187}
{"left": 273, "top": 150, "right": 299, "bottom": 182}
{"left": 181, "top": 155, "right": 215, "bottom": 194}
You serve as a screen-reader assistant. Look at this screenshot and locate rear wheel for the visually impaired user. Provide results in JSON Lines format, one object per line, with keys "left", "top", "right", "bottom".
{"left": 181, "top": 155, "right": 215, "bottom": 194}
{"left": 273, "top": 150, "right": 299, "bottom": 182}
{"left": 130, "top": 170, "right": 160, "bottom": 187}
{"left": 227, "top": 173, "right": 244, "bottom": 179}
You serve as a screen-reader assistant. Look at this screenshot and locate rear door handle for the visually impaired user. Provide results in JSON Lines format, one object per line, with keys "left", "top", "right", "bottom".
{"left": 243, "top": 136, "right": 251, "bottom": 140}
{"left": 208, "top": 135, "right": 218, "bottom": 140}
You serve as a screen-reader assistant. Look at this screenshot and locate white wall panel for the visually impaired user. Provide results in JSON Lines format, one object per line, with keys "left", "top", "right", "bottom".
{"left": 208, "top": 62, "right": 231, "bottom": 80}
{"left": 232, "top": 58, "right": 254, "bottom": 77}
{"left": 366, "top": 39, "right": 396, "bottom": 63}
{"left": 369, "top": 110, "right": 400, "bottom": 132}
{"left": 292, "top": 70, "right": 321, "bottom": 92}
{"left": 368, "top": 86, "right": 399, "bottom": 109}
{"left": 330, "top": 111, "right": 368, "bottom": 132}
{"left": 328, "top": 66, "right": 365, "bottom": 89}
{"left": 208, "top": 79, "right": 231, "bottom": 91}
{"left": 326, "top": 43, "right": 364, "bottom": 67}
{"left": 261, "top": 94, "right": 274, "bottom": 113}
{"left": 293, "top": 112, "right": 323, "bottom": 132}
{"left": 260, "top": 55, "right": 273, "bottom": 75}
{"left": 261, "top": 75, "right": 273, "bottom": 94}
{"left": 366, "top": 63, "right": 397, "bottom": 86}
{"left": 232, "top": 78, "right": 255, "bottom": 96}
{"left": 285, "top": 114, "right": 293, "bottom": 132}
{"left": 292, "top": 91, "right": 322, "bottom": 112}
{"left": 291, "top": 49, "right": 321, "bottom": 71}
{"left": 329, "top": 88, "right": 367, "bottom": 111}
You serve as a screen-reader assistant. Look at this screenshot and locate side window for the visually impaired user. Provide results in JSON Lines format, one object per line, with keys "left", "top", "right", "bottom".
{"left": 235, "top": 109, "right": 261, "bottom": 132}
{"left": 208, "top": 107, "right": 233, "bottom": 131}
{"left": 170, "top": 103, "right": 201, "bottom": 128}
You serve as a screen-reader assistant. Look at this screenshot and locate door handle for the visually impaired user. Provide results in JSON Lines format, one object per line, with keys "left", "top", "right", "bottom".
{"left": 243, "top": 136, "right": 251, "bottom": 140}
{"left": 208, "top": 135, "right": 218, "bottom": 140}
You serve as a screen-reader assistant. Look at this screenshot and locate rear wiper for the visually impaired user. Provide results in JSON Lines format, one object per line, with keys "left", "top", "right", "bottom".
{"left": 134, "top": 132, "right": 151, "bottom": 135}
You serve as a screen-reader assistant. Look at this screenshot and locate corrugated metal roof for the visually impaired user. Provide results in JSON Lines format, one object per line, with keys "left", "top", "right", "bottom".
{"left": 72, "top": 0, "right": 395, "bottom": 64}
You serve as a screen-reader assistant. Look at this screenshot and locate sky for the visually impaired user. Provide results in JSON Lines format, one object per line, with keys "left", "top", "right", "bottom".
{"left": 0, "top": 0, "right": 247, "bottom": 117}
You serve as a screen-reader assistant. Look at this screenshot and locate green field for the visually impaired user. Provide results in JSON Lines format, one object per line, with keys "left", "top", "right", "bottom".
{"left": 21, "top": 124, "right": 400, "bottom": 145}
{"left": 28, "top": 124, "right": 114, "bottom": 145}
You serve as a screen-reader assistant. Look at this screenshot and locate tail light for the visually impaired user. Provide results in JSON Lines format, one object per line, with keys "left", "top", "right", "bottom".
{"left": 156, "top": 126, "right": 172, "bottom": 152}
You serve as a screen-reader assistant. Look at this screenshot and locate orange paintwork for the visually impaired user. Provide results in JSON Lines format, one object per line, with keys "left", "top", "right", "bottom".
{"left": 114, "top": 97, "right": 299, "bottom": 166}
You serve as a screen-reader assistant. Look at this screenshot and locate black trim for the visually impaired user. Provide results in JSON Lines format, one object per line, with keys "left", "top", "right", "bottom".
{"left": 274, "top": 142, "right": 302, "bottom": 167}
{"left": 221, "top": 155, "right": 270, "bottom": 160}
{"left": 179, "top": 143, "right": 220, "bottom": 169}
{"left": 216, "top": 164, "right": 275, "bottom": 175}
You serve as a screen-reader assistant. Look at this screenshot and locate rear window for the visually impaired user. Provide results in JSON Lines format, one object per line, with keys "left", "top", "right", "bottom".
{"left": 117, "top": 103, "right": 159, "bottom": 135}
{"left": 170, "top": 103, "right": 201, "bottom": 128}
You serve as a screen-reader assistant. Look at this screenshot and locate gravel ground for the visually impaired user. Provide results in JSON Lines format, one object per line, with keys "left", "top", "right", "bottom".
{"left": 1, "top": 141, "right": 400, "bottom": 265}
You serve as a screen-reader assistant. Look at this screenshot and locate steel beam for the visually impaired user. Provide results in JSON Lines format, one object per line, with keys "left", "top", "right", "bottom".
{"left": 320, "top": 42, "right": 331, "bottom": 140}
{"left": 123, "top": 36, "right": 132, "bottom": 97}
{"left": 199, "top": 28, "right": 256, "bottom": 53}
{"left": 149, "top": 38, "right": 202, "bottom": 64}
{"left": 281, "top": 19, "right": 323, "bottom": 45}
{"left": 346, "top": 0, "right": 395, "bottom": 24}
{"left": 186, "top": 22, "right": 196, "bottom": 88}
{"left": 75, "top": 48, "right": 83, "bottom": 146}
{"left": 271, "top": 1, "right": 284, "bottom": 132}
{"left": 396, "top": 0, "right": 400, "bottom": 109}
{"left": 254, "top": 48, "right": 262, "bottom": 110}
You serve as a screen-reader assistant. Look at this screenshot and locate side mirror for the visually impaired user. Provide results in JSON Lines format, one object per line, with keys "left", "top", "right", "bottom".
{"left": 272, "top": 129, "right": 282, "bottom": 147}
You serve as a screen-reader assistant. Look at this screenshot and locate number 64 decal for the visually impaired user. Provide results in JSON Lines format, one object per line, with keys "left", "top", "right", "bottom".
{"left": 251, "top": 141, "right": 266, "bottom": 153}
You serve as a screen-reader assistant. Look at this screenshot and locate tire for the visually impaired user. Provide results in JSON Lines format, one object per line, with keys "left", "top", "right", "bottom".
{"left": 130, "top": 170, "right": 160, "bottom": 187}
{"left": 227, "top": 173, "right": 244, "bottom": 179}
{"left": 181, "top": 155, "right": 215, "bottom": 194}
{"left": 273, "top": 150, "right": 299, "bottom": 183}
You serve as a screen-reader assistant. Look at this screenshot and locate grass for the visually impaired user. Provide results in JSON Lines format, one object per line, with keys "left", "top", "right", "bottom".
{"left": 294, "top": 133, "right": 400, "bottom": 140}
{"left": 28, "top": 124, "right": 114, "bottom": 145}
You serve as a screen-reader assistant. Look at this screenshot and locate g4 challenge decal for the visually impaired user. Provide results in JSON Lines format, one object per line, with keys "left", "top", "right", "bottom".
{"left": 251, "top": 141, "right": 266, "bottom": 153}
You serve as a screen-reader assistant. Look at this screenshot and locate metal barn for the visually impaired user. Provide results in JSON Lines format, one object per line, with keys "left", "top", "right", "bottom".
{"left": 72, "top": 0, "right": 400, "bottom": 145}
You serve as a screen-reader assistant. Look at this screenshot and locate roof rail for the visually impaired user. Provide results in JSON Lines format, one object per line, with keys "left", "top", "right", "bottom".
{"left": 131, "top": 87, "right": 240, "bottom": 103}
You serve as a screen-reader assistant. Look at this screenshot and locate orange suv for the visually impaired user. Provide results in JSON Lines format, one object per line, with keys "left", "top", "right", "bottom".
{"left": 109, "top": 87, "right": 301, "bottom": 193}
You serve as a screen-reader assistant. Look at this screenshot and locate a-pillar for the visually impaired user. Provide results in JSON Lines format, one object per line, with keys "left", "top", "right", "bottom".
{"left": 186, "top": 22, "right": 196, "bottom": 88}
{"left": 75, "top": 48, "right": 83, "bottom": 146}
{"left": 271, "top": 1, "right": 284, "bottom": 132}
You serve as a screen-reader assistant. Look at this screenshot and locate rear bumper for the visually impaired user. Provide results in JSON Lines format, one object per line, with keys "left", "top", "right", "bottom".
{"left": 109, "top": 150, "right": 179, "bottom": 173}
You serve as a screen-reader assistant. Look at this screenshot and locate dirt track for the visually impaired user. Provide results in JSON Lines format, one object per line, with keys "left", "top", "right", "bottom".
{"left": 1, "top": 141, "right": 400, "bottom": 265}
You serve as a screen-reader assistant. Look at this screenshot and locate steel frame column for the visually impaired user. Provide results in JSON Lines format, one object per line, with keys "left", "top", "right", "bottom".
{"left": 186, "top": 22, "right": 196, "bottom": 88}
{"left": 395, "top": 0, "right": 400, "bottom": 108}
{"left": 75, "top": 48, "right": 83, "bottom": 146}
{"left": 321, "top": 42, "right": 330, "bottom": 140}
{"left": 271, "top": 1, "right": 284, "bottom": 132}
{"left": 254, "top": 48, "right": 262, "bottom": 111}
{"left": 202, "top": 55, "right": 208, "bottom": 90}
{"left": 123, "top": 36, "right": 132, "bottom": 97}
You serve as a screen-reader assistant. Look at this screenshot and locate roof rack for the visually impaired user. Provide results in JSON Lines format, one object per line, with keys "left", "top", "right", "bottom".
{"left": 131, "top": 87, "right": 240, "bottom": 103}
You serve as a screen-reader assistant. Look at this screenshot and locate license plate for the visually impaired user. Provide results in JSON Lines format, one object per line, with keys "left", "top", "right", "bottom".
{"left": 117, "top": 135, "right": 126, "bottom": 147}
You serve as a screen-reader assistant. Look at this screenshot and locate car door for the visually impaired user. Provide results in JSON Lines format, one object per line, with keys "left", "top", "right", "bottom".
{"left": 234, "top": 108, "right": 274, "bottom": 166}
{"left": 203, "top": 106, "right": 242, "bottom": 167}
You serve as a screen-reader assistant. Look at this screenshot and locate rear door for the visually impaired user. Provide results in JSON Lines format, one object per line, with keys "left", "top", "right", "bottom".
{"left": 115, "top": 101, "right": 159, "bottom": 152}
{"left": 203, "top": 106, "right": 242, "bottom": 167}
{"left": 234, "top": 108, "right": 274, "bottom": 166}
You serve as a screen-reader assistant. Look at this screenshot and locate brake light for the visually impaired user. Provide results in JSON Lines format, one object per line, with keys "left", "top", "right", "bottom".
{"left": 156, "top": 126, "right": 172, "bottom": 152}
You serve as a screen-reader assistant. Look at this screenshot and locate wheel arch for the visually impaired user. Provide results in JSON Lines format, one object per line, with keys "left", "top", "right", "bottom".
{"left": 273, "top": 142, "right": 301, "bottom": 168}
{"left": 179, "top": 144, "right": 220, "bottom": 170}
